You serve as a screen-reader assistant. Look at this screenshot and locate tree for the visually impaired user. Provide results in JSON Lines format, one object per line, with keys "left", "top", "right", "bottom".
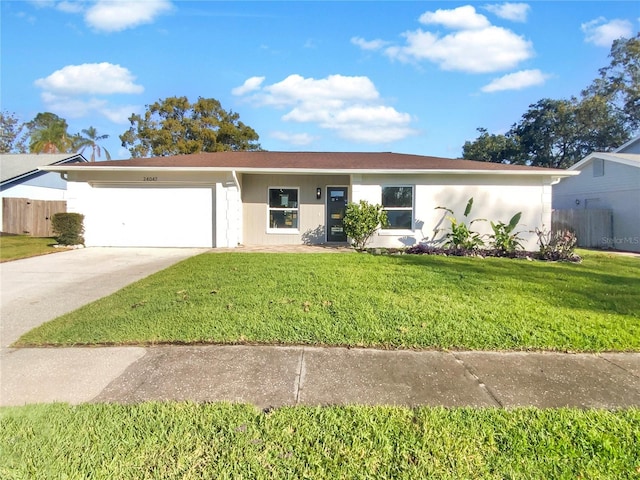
{"left": 0, "top": 111, "right": 27, "bottom": 153}
{"left": 120, "top": 96, "right": 261, "bottom": 157}
{"left": 463, "top": 34, "right": 637, "bottom": 168}
{"left": 462, "top": 128, "right": 519, "bottom": 164}
{"left": 583, "top": 33, "right": 639, "bottom": 133}
{"left": 510, "top": 98, "right": 581, "bottom": 168}
{"left": 465, "top": 98, "right": 628, "bottom": 168}
{"left": 73, "top": 126, "right": 111, "bottom": 161}
{"left": 27, "top": 112, "right": 72, "bottom": 154}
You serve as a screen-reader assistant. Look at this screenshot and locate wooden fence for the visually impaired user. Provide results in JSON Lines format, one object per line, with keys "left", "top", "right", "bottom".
{"left": 2, "top": 197, "right": 67, "bottom": 237}
{"left": 552, "top": 209, "right": 613, "bottom": 248}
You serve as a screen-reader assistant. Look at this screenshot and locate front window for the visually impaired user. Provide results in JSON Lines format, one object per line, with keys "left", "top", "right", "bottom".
{"left": 268, "top": 187, "right": 299, "bottom": 230}
{"left": 382, "top": 186, "right": 413, "bottom": 230}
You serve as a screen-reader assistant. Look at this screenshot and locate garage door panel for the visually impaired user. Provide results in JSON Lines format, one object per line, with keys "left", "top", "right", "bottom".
{"left": 85, "top": 187, "right": 213, "bottom": 247}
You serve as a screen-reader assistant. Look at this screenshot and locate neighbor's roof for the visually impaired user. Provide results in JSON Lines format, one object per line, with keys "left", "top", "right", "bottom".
{"left": 42, "top": 151, "right": 576, "bottom": 176}
{"left": 569, "top": 152, "right": 640, "bottom": 171}
{"left": 1, "top": 153, "right": 87, "bottom": 183}
{"left": 614, "top": 136, "right": 640, "bottom": 153}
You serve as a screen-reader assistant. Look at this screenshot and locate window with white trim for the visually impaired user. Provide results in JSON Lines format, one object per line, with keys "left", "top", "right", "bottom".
{"left": 268, "top": 187, "right": 299, "bottom": 230}
{"left": 382, "top": 186, "right": 413, "bottom": 230}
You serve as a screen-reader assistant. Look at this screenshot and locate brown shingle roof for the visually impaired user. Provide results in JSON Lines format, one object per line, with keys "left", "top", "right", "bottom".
{"left": 72, "top": 151, "right": 560, "bottom": 172}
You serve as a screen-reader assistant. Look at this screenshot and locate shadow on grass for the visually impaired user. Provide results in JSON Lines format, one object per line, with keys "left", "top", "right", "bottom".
{"left": 387, "top": 252, "right": 640, "bottom": 317}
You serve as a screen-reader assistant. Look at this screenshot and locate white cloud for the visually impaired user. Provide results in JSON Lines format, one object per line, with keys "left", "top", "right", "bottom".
{"left": 582, "top": 17, "right": 633, "bottom": 47}
{"left": 38, "top": 93, "right": 138, "bottom": 124}
{"left": 56, "top": 1, "right": 85, "bottom": 14}
{"left": 387, "top": 25, "right": 532, "bottom": 73}
{"left": 101, "top": 104, "right": 140, "bottom": 124}
{"left": 419, "top": 5, "right": 490, "bottom": 30}
{"left": 28, "top": 0, "right": 56, "bottom": 8}
{"left": 381, "top": 5, "right": 533, "bottom": 73}
{"left": 481, "top": 69, "right": 550, "bottom": 92}
{"left": 262, "top": 74, "right": 379, "bottom": 106}
{"left": 270, "top": 131, "right": 316, "bottom": 146}
{"left": 85, "top": 0, "right": 173, "bottom": 32}
{"left": 40, "top": 92, "right": 107, "bottom": 118}
{"left": 34, "top": 62, "right": 144, "bottom": 95}
{"left": 231, "top": 76, "right": 265, "bottom": 96}
{"left": 351, "top": 36, "right": 389, "bottom": 51}
{"left": 484, "top": 3, "right": 530, "bottom": 22}
{"left": 35, "top": 63, "right": 143, "bottom": 124}
{"left": 234, "top": 74, "right": 417, "bottom": 144}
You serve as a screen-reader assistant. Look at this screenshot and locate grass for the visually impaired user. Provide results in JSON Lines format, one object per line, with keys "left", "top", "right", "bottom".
{"left": 1, "top": 403, "right": 638, "bottom": 479}
{"left": 0, "top": 235, "right": 63, "bottom": 262}
{"left": 15, "top": 250, "right": 640, "bottom": 352}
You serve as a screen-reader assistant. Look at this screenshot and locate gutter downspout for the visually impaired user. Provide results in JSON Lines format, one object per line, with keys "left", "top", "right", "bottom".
{"left": 231, "top": 170, "right": 242, "bottom": 247}
{"left": 231, "top": 170, "right": 241, "bottom": 195}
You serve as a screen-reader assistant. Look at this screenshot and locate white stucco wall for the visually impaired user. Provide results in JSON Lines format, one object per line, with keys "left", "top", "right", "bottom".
{"left": 553, "top": 159, "right": 640, "bottom": 252}
{"left": 352, "top": 174, "right": 551, "bottom": 251}
{"left": 60, "top": 168, "right": 557, "bottom": 251}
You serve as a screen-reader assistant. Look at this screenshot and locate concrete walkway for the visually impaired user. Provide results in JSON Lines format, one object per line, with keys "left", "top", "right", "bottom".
{"left": 1, "top": 247, "right": 639, "bottom": 409}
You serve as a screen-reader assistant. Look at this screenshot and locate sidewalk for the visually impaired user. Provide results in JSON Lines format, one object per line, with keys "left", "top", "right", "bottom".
{"left": 2, "top": 344, "right": 639, "bottom": 408}
{"left": 1, "top": 247, "right": 639, "bottom": 410}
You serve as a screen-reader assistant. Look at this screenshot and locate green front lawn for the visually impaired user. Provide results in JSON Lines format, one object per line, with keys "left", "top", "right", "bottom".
{"left": 0, "top": 235, "right": 61, "bottom": 262}
{"left": 1, "top": 403, "right": 638, "bottom": 479}
{"left": 15, "top": 251, "right": 640, "bottom": 351}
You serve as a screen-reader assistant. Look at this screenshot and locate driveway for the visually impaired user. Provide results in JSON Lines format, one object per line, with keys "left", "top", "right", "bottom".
{"left": 1, "top": 247, "right": 208, "bottom": 348}
{"left": 0, "top": 247, "right": 207, "bottom": 405}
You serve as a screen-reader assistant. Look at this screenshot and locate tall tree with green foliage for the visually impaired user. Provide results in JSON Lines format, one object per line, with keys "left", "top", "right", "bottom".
{"left": 27, "top": 112, "right": 72, "bottom": 154}
{"left": 0, "top": 111, "right": 28, "bottom": 153}
{"left": 583, "top": 33, "right": 639, "bottom": 133}
{"left": 463, "top": 34, "right": 637, "bottom": 168}
{"left": 462, "top": 128, "right": 519, "bottom": 164}
{"left": 120, "top": 96, "right": 261, "bottom": 157}
{"left": 73, "top": 126, "right": 111, "bottom": 161}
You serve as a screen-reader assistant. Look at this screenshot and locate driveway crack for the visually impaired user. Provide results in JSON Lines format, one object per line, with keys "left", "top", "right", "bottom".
{"left": 452, "top": 352, "right": 503, "bottom": 407}
{"left": 601, "top": 355, "right": 640, "bottom": 380}
{"left": 294, "top": 347, "right": 305, "bottom": 405}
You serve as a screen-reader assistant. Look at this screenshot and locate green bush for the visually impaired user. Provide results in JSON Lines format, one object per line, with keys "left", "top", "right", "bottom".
{"left": 51, "top": 213, "right": 85, "bottom": 245}
{"left": 343, "top": 200, "right": 387, "bottom": 250}
{"left": 489, "top": 212, "right": 523, "bottom": 254}
{"left": 435, "top": 197, "right": 485, "bottom": 251}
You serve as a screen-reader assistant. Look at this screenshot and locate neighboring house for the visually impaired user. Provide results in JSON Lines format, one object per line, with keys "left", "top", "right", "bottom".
{"left": 43, "top": 151, "right": 575, "bottom": 250}
{"left": 553, "top": 137, "right": 640, "bottom": 253}
{"left": 1, "top": 154, "right": 88, "bottom": 234}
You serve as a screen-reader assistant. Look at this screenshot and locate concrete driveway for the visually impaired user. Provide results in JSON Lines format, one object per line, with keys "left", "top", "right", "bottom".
{"left": 1, "top": 247, "right": 208, "bottom": 347}
{"left": 0, "top": 247, "right": 207, "bottom": 404}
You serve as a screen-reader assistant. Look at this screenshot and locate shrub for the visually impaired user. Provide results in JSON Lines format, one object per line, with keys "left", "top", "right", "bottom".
{"left": 489, "top": 212, "right": 523, "bottom": 255}
{"left": 435, "top": 197, "right": 485, "bottom": 251}
{"left": 343, "top": 200, "right": 387, "bottom": 250}
{"left": 51, "top": 213, "right": 85, "bottom": 245}
{"left": 534, "top": 227, "right": 579, "bottom": 262}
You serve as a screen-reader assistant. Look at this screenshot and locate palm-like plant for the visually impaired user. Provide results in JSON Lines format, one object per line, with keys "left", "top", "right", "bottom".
{"left": 73, "top": 126, "right": 111, "bottom": 161}
{"left": 29, "top": 121, "right": 72, "bottom": 154}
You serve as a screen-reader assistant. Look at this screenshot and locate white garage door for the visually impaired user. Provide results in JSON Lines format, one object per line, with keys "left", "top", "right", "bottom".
{"left": 85, "top": 186, "right": 214, "bottom": 247}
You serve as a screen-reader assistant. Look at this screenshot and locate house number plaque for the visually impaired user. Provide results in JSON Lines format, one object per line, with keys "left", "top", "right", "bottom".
{"left": 143, "top": 176, "right": 158, "bottom": 182}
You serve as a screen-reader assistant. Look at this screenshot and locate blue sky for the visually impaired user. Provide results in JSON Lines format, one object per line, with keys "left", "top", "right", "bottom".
{"left": 2, "top": 1, "right": 638, "bottom": 160}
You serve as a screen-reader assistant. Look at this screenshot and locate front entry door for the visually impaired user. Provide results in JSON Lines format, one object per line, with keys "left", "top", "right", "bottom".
{"left": 326, "top": 187, "right": 348, "bottom": 242}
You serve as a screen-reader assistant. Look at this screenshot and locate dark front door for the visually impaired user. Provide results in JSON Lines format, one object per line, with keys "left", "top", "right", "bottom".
{"left": 326, "top": 187, "right": 348, "bottom": 242}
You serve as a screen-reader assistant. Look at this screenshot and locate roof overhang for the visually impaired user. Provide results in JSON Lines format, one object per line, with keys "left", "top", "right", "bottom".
{"left": 2, "top": 154, "right": 87, "bottom": 187}
{"left": 570, "top": 152, "right": 640, "bottom": 170}
{"left": 41, "top": 165, "right": 580, "bottom": 178}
